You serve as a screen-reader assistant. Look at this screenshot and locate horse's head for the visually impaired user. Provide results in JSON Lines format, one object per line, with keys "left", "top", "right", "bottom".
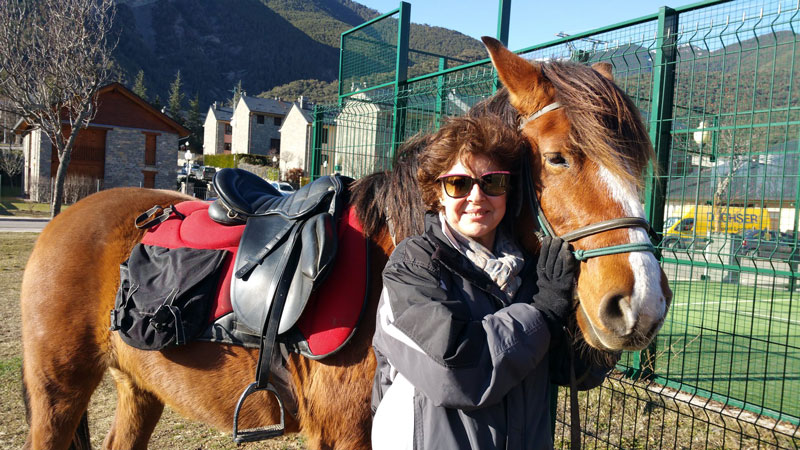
{"left": 483, "top": 37, "right": 672, "bottom": 352}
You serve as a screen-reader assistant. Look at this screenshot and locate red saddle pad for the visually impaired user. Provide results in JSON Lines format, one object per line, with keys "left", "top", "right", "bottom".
{"left": 139, "top": 200, "right": 368, "bottom": 358}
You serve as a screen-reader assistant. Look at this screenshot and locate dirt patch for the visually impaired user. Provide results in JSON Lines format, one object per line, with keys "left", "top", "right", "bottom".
{"left": 0, "top": 233, "right": 305, "bottom": 449}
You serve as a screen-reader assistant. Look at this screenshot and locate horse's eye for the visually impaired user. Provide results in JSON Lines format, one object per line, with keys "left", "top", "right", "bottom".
{"left": 545, "top": 153, "right": 569, "bottom": 167}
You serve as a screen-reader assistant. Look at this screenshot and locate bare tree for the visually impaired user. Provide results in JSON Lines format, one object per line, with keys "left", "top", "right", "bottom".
{"left": 0, "top": 146, "right": 23, "bottom": 187}
{"left": 0, "top": 0, "right": 116, "bottom": 216}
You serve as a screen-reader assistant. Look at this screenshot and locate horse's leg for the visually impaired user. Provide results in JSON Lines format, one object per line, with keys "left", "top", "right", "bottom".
{"left": 101, "top": 368, "right": 165, "bottom": 450}
{"left": 21, "top": 329, "right": 106, "bottom": 450}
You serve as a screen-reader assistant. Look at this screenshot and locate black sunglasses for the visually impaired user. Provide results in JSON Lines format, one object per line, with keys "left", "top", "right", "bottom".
{"left": 438, "top": 171, "right": 511, "bottom": 198}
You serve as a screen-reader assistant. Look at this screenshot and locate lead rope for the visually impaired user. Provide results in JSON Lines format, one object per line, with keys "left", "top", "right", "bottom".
{"left": 567, "top": 329, "right": 581, "bottom": 450}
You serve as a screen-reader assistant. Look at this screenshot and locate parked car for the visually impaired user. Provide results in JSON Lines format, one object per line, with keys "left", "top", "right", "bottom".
{"left": 202, "top": 166, "right": 216, "bottom": 181}
{"left": 190, "top": 164, "right": 203, "bottom": 178}
{"left": 269, "top": 181, "right": 295, "bottom": 196}
{"left": 737, "top": 229, "right": 799, "bottom": 259}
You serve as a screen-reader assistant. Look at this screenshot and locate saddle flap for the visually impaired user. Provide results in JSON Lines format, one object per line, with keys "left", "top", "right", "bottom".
{"left": 231, "top": 212, "right": 337, "bottom": 335}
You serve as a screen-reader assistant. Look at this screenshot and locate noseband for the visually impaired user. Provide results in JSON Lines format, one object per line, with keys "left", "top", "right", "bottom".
{"left": 520, "top": 102, "right": 658, "bottom": 262}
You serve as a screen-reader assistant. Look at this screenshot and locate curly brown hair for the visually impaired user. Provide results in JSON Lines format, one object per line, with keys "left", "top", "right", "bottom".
{"left": 417, "top": 114, "right": 527, "bottom": 213}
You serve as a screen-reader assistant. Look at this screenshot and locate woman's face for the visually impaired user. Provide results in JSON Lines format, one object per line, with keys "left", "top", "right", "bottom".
{"left": 439, "top": 155, "right": 507, "bottom": 249}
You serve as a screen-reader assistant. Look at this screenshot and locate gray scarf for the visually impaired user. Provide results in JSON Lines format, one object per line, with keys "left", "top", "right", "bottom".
{"left": 440, "top": 212, "right": 525, "bottom": 300}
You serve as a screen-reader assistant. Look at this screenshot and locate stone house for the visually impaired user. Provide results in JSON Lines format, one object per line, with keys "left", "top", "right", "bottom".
{"left": 230, "top": 95, "right": 292, "bottom": 156}
{"left": 202, "top": 102, "right": 233, "bottom": 155}
{"left": 15, "top": 82, "right": 189, "bottom": 200}
{"left": 278, "top": 97, "right": 315, "bottom": 177}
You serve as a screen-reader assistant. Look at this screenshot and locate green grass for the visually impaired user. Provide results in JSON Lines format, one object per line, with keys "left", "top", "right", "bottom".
{"left": 653, "top": 280, "right": 799, "bottom": 422}
{"left": 0, "top": 198, "right": 52, "bottom": 217}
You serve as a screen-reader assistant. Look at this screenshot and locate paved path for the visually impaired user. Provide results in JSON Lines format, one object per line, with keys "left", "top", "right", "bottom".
{"left": 0, "top": 216, "right": 49, "bottom": 233}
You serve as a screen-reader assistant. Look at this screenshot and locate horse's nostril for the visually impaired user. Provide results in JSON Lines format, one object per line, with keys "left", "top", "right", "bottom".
{"left": 598, "top": 292, "right": 636, "bottom": 336}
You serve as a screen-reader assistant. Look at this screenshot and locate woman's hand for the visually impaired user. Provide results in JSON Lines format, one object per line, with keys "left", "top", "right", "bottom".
{"left": 532, "top": 236, "right": 578, "bottom": 333}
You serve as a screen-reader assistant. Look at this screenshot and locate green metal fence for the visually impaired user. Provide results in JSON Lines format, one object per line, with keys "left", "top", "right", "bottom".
{"left": 313, "top": 0, "right": 800, "bottom": 447}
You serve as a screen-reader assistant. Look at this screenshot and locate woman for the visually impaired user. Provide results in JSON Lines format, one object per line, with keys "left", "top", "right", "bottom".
{"left": 370, "top": 115, "right": 611, "bottom": 449}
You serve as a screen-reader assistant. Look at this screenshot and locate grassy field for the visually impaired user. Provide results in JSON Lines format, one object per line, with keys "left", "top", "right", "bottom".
{"left": 0, "top": 198, "right": 52, "bottom": 217}
{"left": 654, "top": 280, "right": 799, "bottom": 421}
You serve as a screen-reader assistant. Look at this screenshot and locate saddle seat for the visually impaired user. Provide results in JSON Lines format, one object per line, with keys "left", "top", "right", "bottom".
{"left": 209, "top": 168, "right": 340, "bottom": 225}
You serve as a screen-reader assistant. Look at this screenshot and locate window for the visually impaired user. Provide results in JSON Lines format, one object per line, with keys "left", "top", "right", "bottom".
{"left": 225, "top": 124, "right": 232, "bottom": 135}
{"left": 270, "top": 139, "right": 280, "bottom": 152}
{"left": 144, "top": 133, "right": 157, "bottom": 166}
{"left": 224, "top": 143, "right": 231, "bottom": 152}
{"left": 321, "top": 127, "right": 329, "bottom": 144}
{"left": 274, "top": 116, "right": 282, "bottom": 126}
{"left": 257, "top": 115, "right": 264, "bottom": 124}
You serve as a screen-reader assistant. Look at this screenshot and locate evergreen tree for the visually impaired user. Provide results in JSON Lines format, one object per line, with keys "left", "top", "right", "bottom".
{"left": 152, "top": 94, "right": 162, "bottom": 111}
{"left": 132, "top": 70, "right": 147, "bottom": 101}
{"left": 229, "top": 80, "right": 243, "bottom": 108}
{"left": 186, "top": 93, "right": 202, "bottom": 152}
{"left": 168, "top": 70, "right": 185, "bottom": 120}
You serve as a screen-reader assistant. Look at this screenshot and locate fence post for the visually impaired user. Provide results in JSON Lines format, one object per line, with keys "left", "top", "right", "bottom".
{"left": 435, "top": 57, "right": 446, "bottom": 129}
{"left": 310, "top": 105, "right": 323, "bottom": 179}
{"left": 493, "top": 0, "right": 511, "bottom": 93}
{"left": 638, "top": 5, "right": 678, "bottom": 381}
{"left": 390, "top": 1, "right": 410, "bottom": 158}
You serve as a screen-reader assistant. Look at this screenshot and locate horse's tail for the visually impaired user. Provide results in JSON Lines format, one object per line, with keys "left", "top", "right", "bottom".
{"left": 21, "top": 364, "right": 92, "bottom": 450}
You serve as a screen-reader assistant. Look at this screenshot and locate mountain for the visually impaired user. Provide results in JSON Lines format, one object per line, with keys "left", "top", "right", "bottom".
{"left": 113, "top": 0, "right": 485, "bottom": 106}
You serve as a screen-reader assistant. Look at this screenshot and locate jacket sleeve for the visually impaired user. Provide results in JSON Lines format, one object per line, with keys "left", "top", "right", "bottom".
{"left": 372, "top": 241, "right": 552, "bottom": 410}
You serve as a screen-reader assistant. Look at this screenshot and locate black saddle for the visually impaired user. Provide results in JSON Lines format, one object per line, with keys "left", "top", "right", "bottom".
{"left": 208, "top": 168, "right": 350, "bottom": 443}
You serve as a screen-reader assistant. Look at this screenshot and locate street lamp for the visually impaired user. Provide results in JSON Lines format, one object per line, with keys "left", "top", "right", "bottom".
{"left": 184, "top": 148, "right": 192, "bottom": 172}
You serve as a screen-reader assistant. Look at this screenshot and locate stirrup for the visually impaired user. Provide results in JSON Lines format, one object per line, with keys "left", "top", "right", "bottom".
{"left": 232, "top": 382, "right": 285, "bottom": 443}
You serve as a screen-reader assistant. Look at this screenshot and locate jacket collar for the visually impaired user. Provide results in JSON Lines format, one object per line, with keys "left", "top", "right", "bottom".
{"left": 424, "top": 213, "right": 523, "bottom": 307}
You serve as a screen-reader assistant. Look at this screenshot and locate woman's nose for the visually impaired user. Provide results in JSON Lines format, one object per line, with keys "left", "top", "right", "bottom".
{"left": 466, "top": 182, "right": 484, "bottom": 200}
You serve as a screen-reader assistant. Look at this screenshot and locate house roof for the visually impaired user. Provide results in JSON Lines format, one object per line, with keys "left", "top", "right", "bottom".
{"left": 13, "top": 82, "right": 190, "bottom": 137}
{"left": 240, "top": 95, "right": 293, "bottom": 116}
{"left": 208, "top": 104, "right": 233, "bottom": 122}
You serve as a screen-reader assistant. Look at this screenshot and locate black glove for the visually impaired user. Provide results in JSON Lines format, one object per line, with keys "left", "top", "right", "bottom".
{"left": 532, "top": 236, "right": 578, "bottom": 334}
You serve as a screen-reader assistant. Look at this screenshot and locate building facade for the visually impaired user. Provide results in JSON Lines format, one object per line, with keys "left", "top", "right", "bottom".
{"left": 230, "top": 95, "right": 292, "bottom": 156}
{"left": 202, "top": 102, "right": 233, "bottom": 155}
{"left": 16, "top": 83, "right": 189, "bottom": 200}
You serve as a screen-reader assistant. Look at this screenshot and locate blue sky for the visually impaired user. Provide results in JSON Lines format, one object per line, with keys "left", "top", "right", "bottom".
{"left": 357, "top": 0, "right": 699, "bottom": 51}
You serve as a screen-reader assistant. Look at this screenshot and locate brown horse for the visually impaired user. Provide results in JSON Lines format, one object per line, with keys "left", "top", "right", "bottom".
{"left": 20, "top": 38, "right": 671, "bottom": 450}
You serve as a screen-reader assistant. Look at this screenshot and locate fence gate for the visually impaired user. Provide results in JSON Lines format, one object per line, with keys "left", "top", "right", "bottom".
{"left": 314, "top": 0, "right": 800, "bottom": 448}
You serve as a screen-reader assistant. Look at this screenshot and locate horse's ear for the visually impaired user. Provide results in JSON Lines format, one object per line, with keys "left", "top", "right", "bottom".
{"left": 592, "top": 62, "right": 614, "bottom": 81}
{"left": 482, "top": 36, "right": 547, "bottom": 113}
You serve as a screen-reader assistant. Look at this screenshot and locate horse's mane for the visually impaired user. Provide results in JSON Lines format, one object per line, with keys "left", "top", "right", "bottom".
{"left": 541, "top": 62, "right": 654, "bottom": 188}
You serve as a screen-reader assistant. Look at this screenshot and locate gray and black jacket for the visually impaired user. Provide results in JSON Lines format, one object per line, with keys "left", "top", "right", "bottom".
{"left": 371, "top": 213, "right": 610, "bottom": 450}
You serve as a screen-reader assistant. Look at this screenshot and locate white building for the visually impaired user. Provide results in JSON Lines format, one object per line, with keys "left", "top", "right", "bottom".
{"left": 202, "top": 102, "right": 233, "bottom": 155}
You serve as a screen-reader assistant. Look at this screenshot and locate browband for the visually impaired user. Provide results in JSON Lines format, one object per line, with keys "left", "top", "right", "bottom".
{"left": 518, "top": 102, "right": 562, "bottom": 130}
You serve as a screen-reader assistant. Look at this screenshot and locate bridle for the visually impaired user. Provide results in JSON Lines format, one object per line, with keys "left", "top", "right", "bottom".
{"left": 519, "top": 102, "right": 658, "bottom": 261}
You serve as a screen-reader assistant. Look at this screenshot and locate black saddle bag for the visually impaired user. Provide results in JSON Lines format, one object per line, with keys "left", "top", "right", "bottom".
{"left": 111, "top": 244, "right": 228, "bottom": 350}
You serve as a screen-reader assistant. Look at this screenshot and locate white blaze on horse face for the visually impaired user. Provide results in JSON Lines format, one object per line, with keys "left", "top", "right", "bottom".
{"left": 598, "top": 166, "right": 666, "bottom": 322}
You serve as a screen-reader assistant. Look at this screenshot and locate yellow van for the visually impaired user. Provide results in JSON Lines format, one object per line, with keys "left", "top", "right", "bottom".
{"left": 663, "top": 205, "right": 771, "bottom": 248}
